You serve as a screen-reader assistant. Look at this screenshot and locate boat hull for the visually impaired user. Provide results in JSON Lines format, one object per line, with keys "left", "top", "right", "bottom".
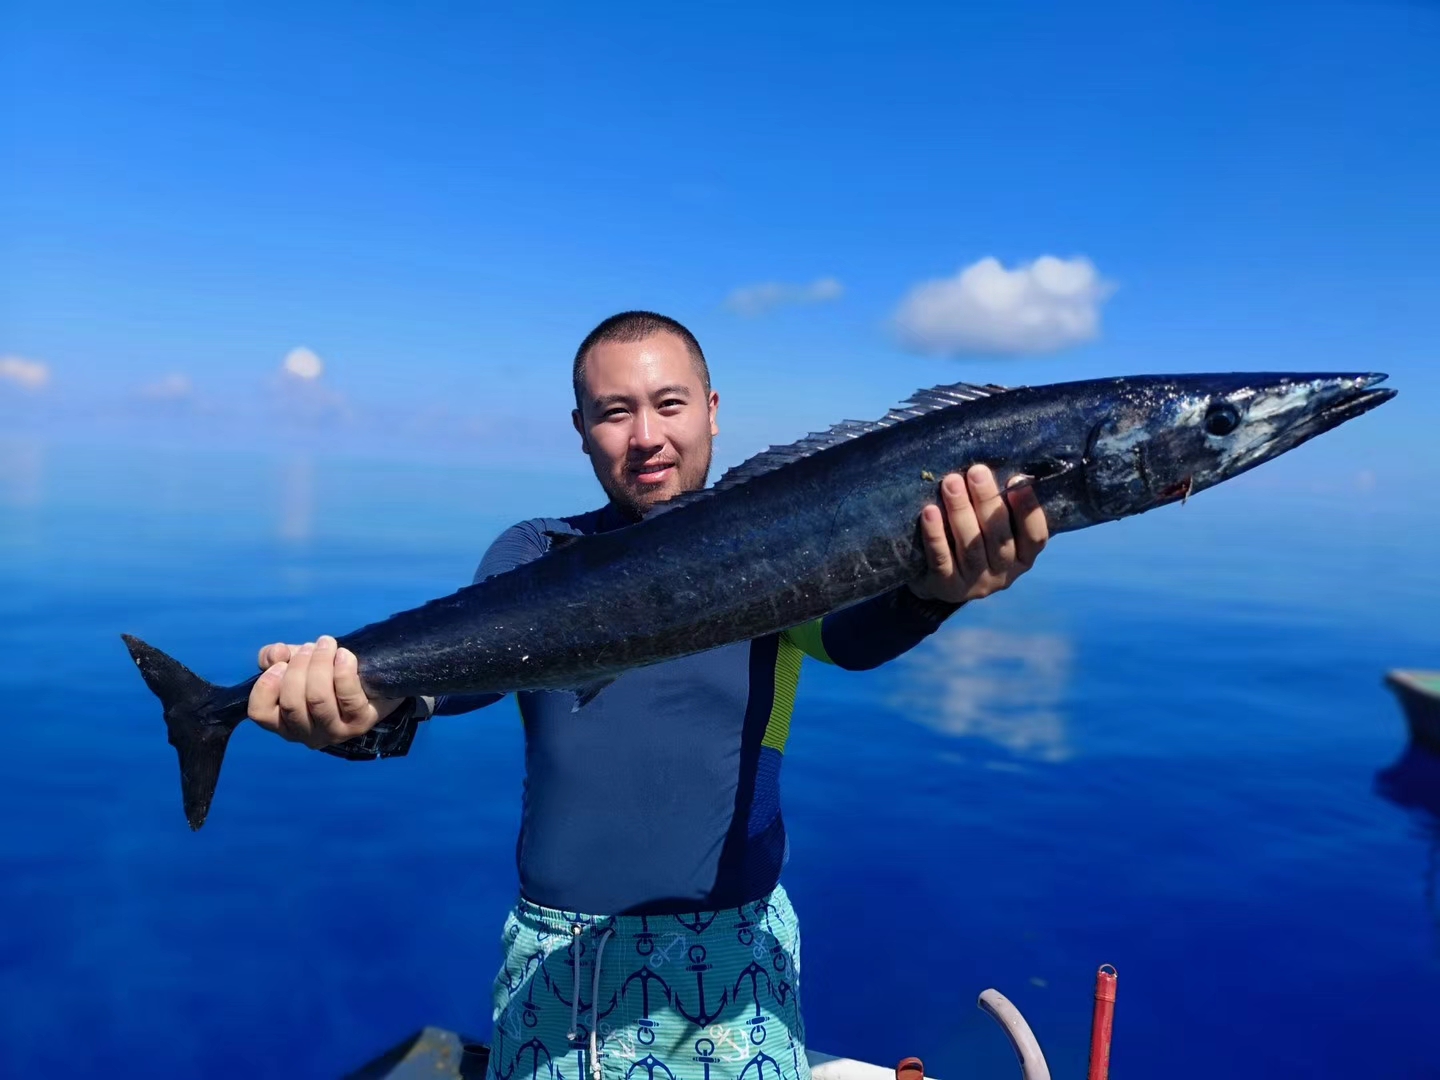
{"left": 338, "top": 1030, "right": 945, "bottom": 1080}
{"left": 1385, "top": 670, "right": 1440, "bottom": 753}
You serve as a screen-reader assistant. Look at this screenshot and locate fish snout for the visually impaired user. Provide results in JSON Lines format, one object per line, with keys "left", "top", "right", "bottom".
{"left": 1291, "top": 372, "right": 1396, "bottom": 441}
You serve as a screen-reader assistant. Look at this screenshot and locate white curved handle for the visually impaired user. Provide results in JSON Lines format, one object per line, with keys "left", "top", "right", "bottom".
{"left": 977, "top": 988, "right": 1051, "bottom": 1080}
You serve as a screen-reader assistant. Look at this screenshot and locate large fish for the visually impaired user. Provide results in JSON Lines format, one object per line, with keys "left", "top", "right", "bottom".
{"left": 125, "top": 371, "right": 1394, "bottom": 829}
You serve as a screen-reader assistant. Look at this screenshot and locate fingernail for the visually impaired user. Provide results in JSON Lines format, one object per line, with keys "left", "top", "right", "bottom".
{"left": 317, "top": 635, "right": 334, "bottom": 648}
{"left": 1007, "top": 474, "right": 1032, "bottom": 489}
{"left": 299, "top": 642, "right": 315, "bottom": 654}
{"left": 336, "top": 648, "right": 355, "bottom": 668}
{"left": 944, "top": 475, "right": 965, "bottom": 496}
{"left": 267, "top": 662, "right": 289, "bottom": 678}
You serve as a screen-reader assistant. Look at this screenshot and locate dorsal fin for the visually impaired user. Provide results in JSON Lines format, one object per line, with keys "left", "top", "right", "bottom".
{"left": 640, "top": 380, "right": 1011, "bottom": 518}
{"left": 711, "top": 380, "right": 1010, "bottom": 493}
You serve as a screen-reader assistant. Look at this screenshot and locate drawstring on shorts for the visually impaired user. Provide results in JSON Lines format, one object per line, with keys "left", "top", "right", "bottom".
{"left": 566, "top": 923, "right": 615, "bottom": 1080}
{"left": 496, "top": 885, "right": 807, "bottom": 1080}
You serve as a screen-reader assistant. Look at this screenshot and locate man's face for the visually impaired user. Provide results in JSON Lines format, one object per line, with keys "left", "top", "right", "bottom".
{"left": 572, "top": 331, "right": 720, "bottom": 518}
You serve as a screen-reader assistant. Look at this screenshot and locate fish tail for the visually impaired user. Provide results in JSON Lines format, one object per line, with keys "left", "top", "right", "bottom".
{"left": 122, "top": 634, "right": 238, "bottom": 831}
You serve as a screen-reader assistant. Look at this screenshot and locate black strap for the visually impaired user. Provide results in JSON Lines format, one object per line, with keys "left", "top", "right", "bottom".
{"left": 319, "top": 698, "right": 424, "bottom": 761}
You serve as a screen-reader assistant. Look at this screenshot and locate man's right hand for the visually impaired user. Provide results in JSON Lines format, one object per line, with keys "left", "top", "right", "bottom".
{"left": 248, "top": 635, "right": 405, "bottom": 749}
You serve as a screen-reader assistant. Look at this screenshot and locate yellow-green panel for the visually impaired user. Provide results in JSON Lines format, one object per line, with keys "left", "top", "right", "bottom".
{"left": 783, "top": 618, "right": 833, "bottom": 665}
{"left": 762, "top": 637, "right": 805, "bottom": 752}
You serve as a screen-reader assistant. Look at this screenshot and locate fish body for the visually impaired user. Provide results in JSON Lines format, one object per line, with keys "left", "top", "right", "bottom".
{"left": 124, "top": 371, "right": 1395, "bottom": 828}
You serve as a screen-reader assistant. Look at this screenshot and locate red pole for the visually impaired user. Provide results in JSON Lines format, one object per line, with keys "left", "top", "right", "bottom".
{"left": 1087, "top": 964, "right": 1118, "bottom": 1080}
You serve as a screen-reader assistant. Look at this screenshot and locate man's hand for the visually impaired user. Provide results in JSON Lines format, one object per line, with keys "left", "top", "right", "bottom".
{"left": 909, "top": 465, "right": 1049, "bottom": 605}
{"left": 248, "top": 635, "right": 405, "bottom": 749}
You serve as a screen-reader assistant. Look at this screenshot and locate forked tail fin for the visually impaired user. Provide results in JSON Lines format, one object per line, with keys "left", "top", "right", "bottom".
{"left": 122, "top": 634, "right": 239, "bottom": 831}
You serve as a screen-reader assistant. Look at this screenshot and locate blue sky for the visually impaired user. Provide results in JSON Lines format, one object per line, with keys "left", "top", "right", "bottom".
{"left": 2, "top": 0, "right": 1436, "bottom": 482}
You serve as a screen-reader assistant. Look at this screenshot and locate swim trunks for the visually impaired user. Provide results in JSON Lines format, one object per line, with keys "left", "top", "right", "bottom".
{"left": 487, "top": 884, "right": 810, "bottom": 1080}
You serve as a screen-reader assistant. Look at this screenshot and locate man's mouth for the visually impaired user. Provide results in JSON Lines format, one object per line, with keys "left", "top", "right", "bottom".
{"left": 630, "top": 461, "right": 677, "bottom": 485}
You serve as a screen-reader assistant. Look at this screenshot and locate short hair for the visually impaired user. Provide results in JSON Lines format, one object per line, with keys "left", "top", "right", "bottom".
{"left": 572, "top": 311, "right": 710, "bottom": 411}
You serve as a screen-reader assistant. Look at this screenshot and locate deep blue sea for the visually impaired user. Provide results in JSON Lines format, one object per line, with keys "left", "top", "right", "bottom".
{"left": 2, "top": 438, "right": 1438, "bottom": 1078}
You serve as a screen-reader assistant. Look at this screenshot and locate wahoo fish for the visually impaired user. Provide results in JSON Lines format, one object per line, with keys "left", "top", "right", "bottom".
{"left": 124, "top": 371, "right": 1394, "bottom": 829}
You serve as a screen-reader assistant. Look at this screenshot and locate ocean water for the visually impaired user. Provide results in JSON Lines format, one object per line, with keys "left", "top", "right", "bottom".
{"left": 2, "top": 439, "right": 1438, "bottom": 1079}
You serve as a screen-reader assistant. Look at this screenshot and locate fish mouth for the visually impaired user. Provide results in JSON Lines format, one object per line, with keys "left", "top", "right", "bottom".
{"left": 1163, "top": 371, "right": 1397, "bottom": 501}
{"left": 1228, "top": 372, "right": 1396, "bottom": 475}
{"left": 1311, "top": 374, "right": 1395, "bottom": 434}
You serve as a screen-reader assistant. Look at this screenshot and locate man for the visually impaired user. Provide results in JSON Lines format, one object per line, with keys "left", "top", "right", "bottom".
{"left": 248, "top": 312, "right": 1048, "bottom": 1080}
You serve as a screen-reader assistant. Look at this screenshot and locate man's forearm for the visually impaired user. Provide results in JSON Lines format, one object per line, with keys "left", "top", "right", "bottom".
{"left": 433, "top": 691, "right": 505, "bottom": 716}
{"left": 816, "top": 585, "right": 963, "bottom": 671}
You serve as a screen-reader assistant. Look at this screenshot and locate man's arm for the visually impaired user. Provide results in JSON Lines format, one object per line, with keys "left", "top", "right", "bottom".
{"left": 247, "top": 519, "right": 554, "bottom": 756}
{"left": 786, "top": 465, "right": 1049, "bottom": 671}
{"left": 784, "top": 588, "right": 964, "bottom": 672}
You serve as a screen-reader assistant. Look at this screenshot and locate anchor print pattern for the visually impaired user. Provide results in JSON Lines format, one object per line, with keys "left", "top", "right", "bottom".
{"left": 487, "top": 887, "right": 809, "bottom": 1080}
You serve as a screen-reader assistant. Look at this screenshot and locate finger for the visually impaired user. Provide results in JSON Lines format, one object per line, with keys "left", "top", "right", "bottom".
{"left": 248, "top": 662, "right": 288, "bottom": 731}
{"left": 332, "top": 647, "right": 379, "bottom": 733}
{"left": 1006, "top": 475, "right": 1049, "bottom": 568}
{"left": 304, "top": 636, "right": 345, "bottom": 744}
{"left": 967, "top": 464, "right": 1015, "bottom": 575}
{"left": 917, "top": 503, "right": 955, "bottom": 581}
{"left": 257, "top": 642, "right": 293, "bottom": 670}
{"left": 940, "top": 472, "right": 985, "bottom": 581}
{"left": 277, "top": 642, "right": 316, "bottom": 743}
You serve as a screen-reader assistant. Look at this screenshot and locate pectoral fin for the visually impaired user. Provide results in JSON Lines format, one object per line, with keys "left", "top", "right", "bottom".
{"left": 570, "top": 678, "right": 616, "bottom": 712}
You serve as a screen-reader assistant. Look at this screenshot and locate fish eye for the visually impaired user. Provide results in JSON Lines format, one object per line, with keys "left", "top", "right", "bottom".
{"left": 1203, "top": 403, "right": 1241, "bottom": 437}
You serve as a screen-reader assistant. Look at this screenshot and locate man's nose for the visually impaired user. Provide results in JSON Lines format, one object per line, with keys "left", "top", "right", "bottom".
{"left": 631, "top": 408, "right": 662, "bottom": 449}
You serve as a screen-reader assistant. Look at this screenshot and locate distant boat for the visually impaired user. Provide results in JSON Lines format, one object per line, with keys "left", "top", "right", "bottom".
{"left": 1385, "top": 670, "right": 1440, "bottom": 752}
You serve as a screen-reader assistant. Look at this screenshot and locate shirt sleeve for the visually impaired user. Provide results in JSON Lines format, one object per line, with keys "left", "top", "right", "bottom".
{"left": 783, "top": 586, "right": 964, "bottom": 672}
{"left": 321, "top": 520, "right": 551, "bottom": 760}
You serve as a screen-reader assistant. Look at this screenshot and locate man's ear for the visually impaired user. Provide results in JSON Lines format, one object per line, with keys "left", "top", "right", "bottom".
{"left": 707, "top": 389, "right": 720, "bottom": 437}
{"left": 572, "top": 408, "right": 591, "bottom": 455}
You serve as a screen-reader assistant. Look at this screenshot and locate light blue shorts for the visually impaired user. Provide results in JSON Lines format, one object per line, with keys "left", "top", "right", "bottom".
{"left": 487, "top": 884, "right": 811, "bottom": 1080}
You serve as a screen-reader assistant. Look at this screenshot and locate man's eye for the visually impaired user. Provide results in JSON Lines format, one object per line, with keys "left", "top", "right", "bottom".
{"left": 660, "top": 399, "right": 685, "bottom": 410}
{"left": 602, "top": 409, "right": 628, "bottom": 420}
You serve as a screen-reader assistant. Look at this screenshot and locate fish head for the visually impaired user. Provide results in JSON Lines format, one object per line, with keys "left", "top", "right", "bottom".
{"left": 1082, "top": 372, "right": 1395, "bottom": 519}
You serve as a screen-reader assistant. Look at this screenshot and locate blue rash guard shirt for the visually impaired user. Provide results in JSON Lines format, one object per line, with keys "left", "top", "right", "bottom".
{"left": 336, "top": 500, "right": 960, "bottom": 916}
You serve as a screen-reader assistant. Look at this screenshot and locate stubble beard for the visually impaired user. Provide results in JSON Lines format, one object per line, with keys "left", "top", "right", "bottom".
{"left": 600, "top": 438, "right": 714, "bottom": 521}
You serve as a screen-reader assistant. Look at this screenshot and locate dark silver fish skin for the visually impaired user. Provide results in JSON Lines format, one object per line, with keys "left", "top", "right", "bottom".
{"left": 123, "top": 371, "right": 1394, "bottom": 829}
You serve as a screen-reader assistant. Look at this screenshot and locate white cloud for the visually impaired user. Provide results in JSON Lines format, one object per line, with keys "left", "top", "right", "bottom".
{"left": 283, "top": 347, "right": 324, "bottom": 380}
{"left": 893, "top": 255, "right": 1115, "bottom": 356}
{"left": 0, "top": 355, "right": 51, "bottom": 391}
{"left": 890, "top": 627, "right": 1074, "bottom": 762}
{"left": 272, "top": 348, "right": 351, "bottom": 426}
{"left": 140, "top": 373, "right": 194, "bottom": 401}
{"left": 724, "top": 277, "right": 845, "bottom": 317}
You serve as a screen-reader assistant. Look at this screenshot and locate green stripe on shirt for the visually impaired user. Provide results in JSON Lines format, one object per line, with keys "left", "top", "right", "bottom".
{"left": 783, "top": 618, "right": 833, "bottom": 665}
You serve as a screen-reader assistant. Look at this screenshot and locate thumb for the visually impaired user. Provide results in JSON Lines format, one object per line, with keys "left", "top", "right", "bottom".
{"left": 257, "top": 642, "right": 295, "bottom": 670}
{"left": 333, "top": 648, "right": 376, "bottom": 721}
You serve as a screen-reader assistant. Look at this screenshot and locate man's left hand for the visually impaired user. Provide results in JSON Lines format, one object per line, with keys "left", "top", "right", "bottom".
{"left": 908, "top": 465, "right": 1049, "bottom": 605}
